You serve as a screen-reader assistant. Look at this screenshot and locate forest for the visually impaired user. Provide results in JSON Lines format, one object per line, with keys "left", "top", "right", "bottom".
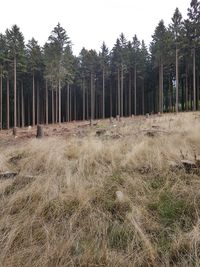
{"left": 0, "top": 0, "right": 200, "bottom": 129}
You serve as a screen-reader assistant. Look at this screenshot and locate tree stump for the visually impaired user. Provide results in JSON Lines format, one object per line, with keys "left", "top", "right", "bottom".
{"left": 116, "top": 115, "right": 120, "bottom": 122}
{"left": 13, "top": 127, "right": 17, "bottom": 136}
{"left": 36, "top": 125, "right": 44, "bottom": 138}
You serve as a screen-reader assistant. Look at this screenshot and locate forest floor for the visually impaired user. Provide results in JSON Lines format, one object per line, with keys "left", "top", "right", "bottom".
{"left": 0, "top": 112, "right": 200, "bottom": 266}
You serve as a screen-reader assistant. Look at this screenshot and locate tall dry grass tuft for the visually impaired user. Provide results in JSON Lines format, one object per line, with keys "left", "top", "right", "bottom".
{"left": 0, "top": 112, "right": 200, "bottom": 266}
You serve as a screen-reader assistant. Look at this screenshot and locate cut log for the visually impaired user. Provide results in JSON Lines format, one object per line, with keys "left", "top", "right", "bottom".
{"left": 13, "top": 127, "right": 17, "bottom": 136}
{"left": 0, "top": 171, "right": 17, "bottom": 179}
{"left": 96, "top": 129, "right": 106, "bottom": 136}
{"left": 36, "top": 125, "right": 44, "bottom": 138}
{"left": 181, "top": 160, "right": 196, "bottom": 172}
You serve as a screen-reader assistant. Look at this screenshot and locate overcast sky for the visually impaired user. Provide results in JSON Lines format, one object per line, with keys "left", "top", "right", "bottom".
{"left": 1, "top": 0, "right": 191, "bottom": 55}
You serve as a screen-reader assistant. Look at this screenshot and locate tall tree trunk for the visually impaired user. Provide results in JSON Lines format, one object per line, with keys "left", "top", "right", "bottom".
{"left": 0, "top": 70, "right": 2, "bottom": 130}
{"left": 7, "top": 77, "right": 10, "bottom": 129}
{"left": 74, "top": 89, "right": 76, "bottom": 121}
{"left": 21, "top": 81, "right": 24, "bottom": 128}
{"left": 193, "top": 48, "right": 196, "bottom": 111}
{"left": 129, "top": 71, "right": 131, "bottom": 116}
{"left": 161, "top": 62, "right": 164, "bottom": 113}
{"left": 86, "top": 87, "right": 89, "bottom": 120}
{"left": 67, "top": 83, "right": 69, "bottom": 122}
{"left": 69, "top": 86, "right": 72, "bottom": 121}
{"left": 55, "top": 88, "right": 58, "bottom": 123}
{"left": 28, "top": 94, "right": 30, "bottom": 126}
{"left": 142, "top": 79, "right": 145, "bottom": 115}
{"left": 186, "top": 65, "right": 188, "bottom": 111}
{"left": 32, "top": 73, "right": 35, "bottom": 126}
{"left": 14, "top": 56, "right": 17, "bottom": 128}
{"left": 37, "top": 80, "right": 39, "bottom": 124}
{"left": 197, "top": 73, "right": 199, "bottom": 110}
{"left": 91, "top": 73, "right": 94, "bottom": 120}
{"left": 117, "top": 68, "right": 120, "bottom": 116}
{"left": 45, "top": 80, "right": 48, "bottom": 125}
{"left": 83, "top": 79, "right": 85, "bottom": 121}
{"left": 110, "top": 80, "right": 112, "bottom": 117}
{"left": 52, "top": 90, "right": 54, "bottom": 124}
{"left": 134, "top": 64, "right": 137, "bottom": 115}
{"left": 176, "top": 48, "right": 179, "bottom": 113}
{"left": 58, "top": 79, "right": 61, "bottom": 124}
{"left": 159, "top": 60, "right": 164, "bottom": 113}
{"left": 102, "top": 68, "right": 105, "bottom": 119}
{"left": 17, "top": 87, "right": 20, "bottom": 127}
{"left": 121, "top": 65, "right": 123, "bottom": 117}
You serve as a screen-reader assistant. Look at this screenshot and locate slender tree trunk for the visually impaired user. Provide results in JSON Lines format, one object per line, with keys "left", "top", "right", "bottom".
{"left": 32, "top": 73, "right": 35, "bottom": 126}
{"left": 45, "top": 80, "right": 48, "bottom": 125}
{"left": 28, "top": 95, "right": 30, "bottom": 126}
{"left": 134, "top": 64, "right": 137, "bottom": 115}
{"left": 17, "top": 87, "right": 20, "bottom": 127}
{"left": 121, "top": 65, "right": 123, "bottom": 117}
{"left": 55, "top": 88, "right": 58, "bottom": 123}
{"left": 176, "top": 48, "right": 179, "bottom": 113}
{"left": 7, "top": 77, "right": 10, "bottom": 129}
{"left": 86, "top": 87, "right": 89, "bottom": 120}
{"left": 37, "top": 80, "right": 39, "bottom": 124}
{"left": 58, "top": 79, "right": 61, "bottom": 124}
{"left": 193, "top": 48, "right": 196, "bottom": 111}
{"left": 197, "top": 73, "right": 199, "bottom": 110}
{"left": 52, "top": 90, "right": 54, "bottom": 124}
{"left": 142, "top": 79, "right": 145, "bottom": 115}
{"left": 117, "top": 68, "right": 120, "bottom": 116}
{"left": 0, "top": 70, "right": 2, "bottom": 130}
{"left": 102, "top": 68, "right": 105, "bottom": 119}
{"left": 161, "top": 61, "right": 164, "bottom": 113}
{"left": 129, "top": 71, "right": 131, "bottom": 116}
{"left": 91, "top": 73, "right": 94, "bottom": 120}
{"left": 83, "top": 79, "right": 85, "bottom": 121}
{"left": 110, "top": 80, "right": 112, "bottom": 117}
{"left": 14, "top": 56, "right": 17, "bottom": 128}
{"left": 69, "top": 86, "right": 72, "bottom": 121}
{"left": 67, "top": 83, "right": 69, "bottom": 122}
{"left": 74, "top": 89, "right": 76, "bottom": 121}
{"left": 21, "top": 81, "right": 24, "bottom": 128}
{"left": 186, "top": 65, "right": 188, "bottom": 111}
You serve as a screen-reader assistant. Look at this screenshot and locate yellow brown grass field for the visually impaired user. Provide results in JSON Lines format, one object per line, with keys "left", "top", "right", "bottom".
{"left": 0, "top": 112, "right": 200, "bottom": 266}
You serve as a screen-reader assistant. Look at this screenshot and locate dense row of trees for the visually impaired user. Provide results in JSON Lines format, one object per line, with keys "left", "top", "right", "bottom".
{"left": 0, "top": 0, "right": 200, "bottom": 129}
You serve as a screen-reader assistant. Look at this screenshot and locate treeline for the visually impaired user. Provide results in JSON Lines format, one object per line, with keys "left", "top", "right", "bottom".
{"left": 0, "top": 0, "right": 200, "bottom": 129}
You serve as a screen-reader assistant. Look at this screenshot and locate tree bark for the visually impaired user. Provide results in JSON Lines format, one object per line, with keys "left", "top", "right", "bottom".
{"left": 21, "top": 81, "right": 24, "bottom": 128}
{"left": 37, "top": 80, "right": 39, "bottom": 124}
{"left": 45, "top": 80, "right": 48, "bottom": 125}
{"left": 14, "top": 56, "right": 17, "bottom": 128}
{"left": 117, "top": 68, "right": 120, "bottom": 116}
{"left": 7, "top": 77, "right": 10, "bottom": 129}
{"left": 175, "top": 48, "right": 179, "bottom": 113}
{"left": 102, "top": 68, "right": 105, "bottom": 119}
{"left": 58, "top": 79, "right": 61, "bottom": 124}
{"left": 55, "top": 88, "right": 58, "bottom": 123}
{"left": 83, "top": 79, "right": 85, "bottom": 121}
{"left": 52, "top": 90, "right": 54, "bottom": 124}
{"left": 192, "top": 48, "right": 196, "bottom": 111}
{"left": 32, "top": 73, "right": 35, "bottom": 126}
{"left": 186, "top": 65, "right": 188, "bottom": 111}
{"left": 0, "top": 71, "right": 2, "bottom": 130}
{"left": 134, "top": 64, "right": 137, "bottom": 115}
{"left": 67, "top": 83, "right": 69, "bottom": 122}
{"left": 121, "top": 65, "right": 123, "bottom": 117}
{"left": 129, "top": 71, "right": 131, "bottom": 116}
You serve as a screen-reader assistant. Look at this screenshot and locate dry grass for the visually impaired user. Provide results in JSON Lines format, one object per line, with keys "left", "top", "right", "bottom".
{"left": 0, "top": 112, "right": 200, "bottom": 266}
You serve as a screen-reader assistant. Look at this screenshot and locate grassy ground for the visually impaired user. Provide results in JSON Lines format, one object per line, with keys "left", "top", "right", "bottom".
{"left": 0, "top": 112, "right": 200, "bottom": 267}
